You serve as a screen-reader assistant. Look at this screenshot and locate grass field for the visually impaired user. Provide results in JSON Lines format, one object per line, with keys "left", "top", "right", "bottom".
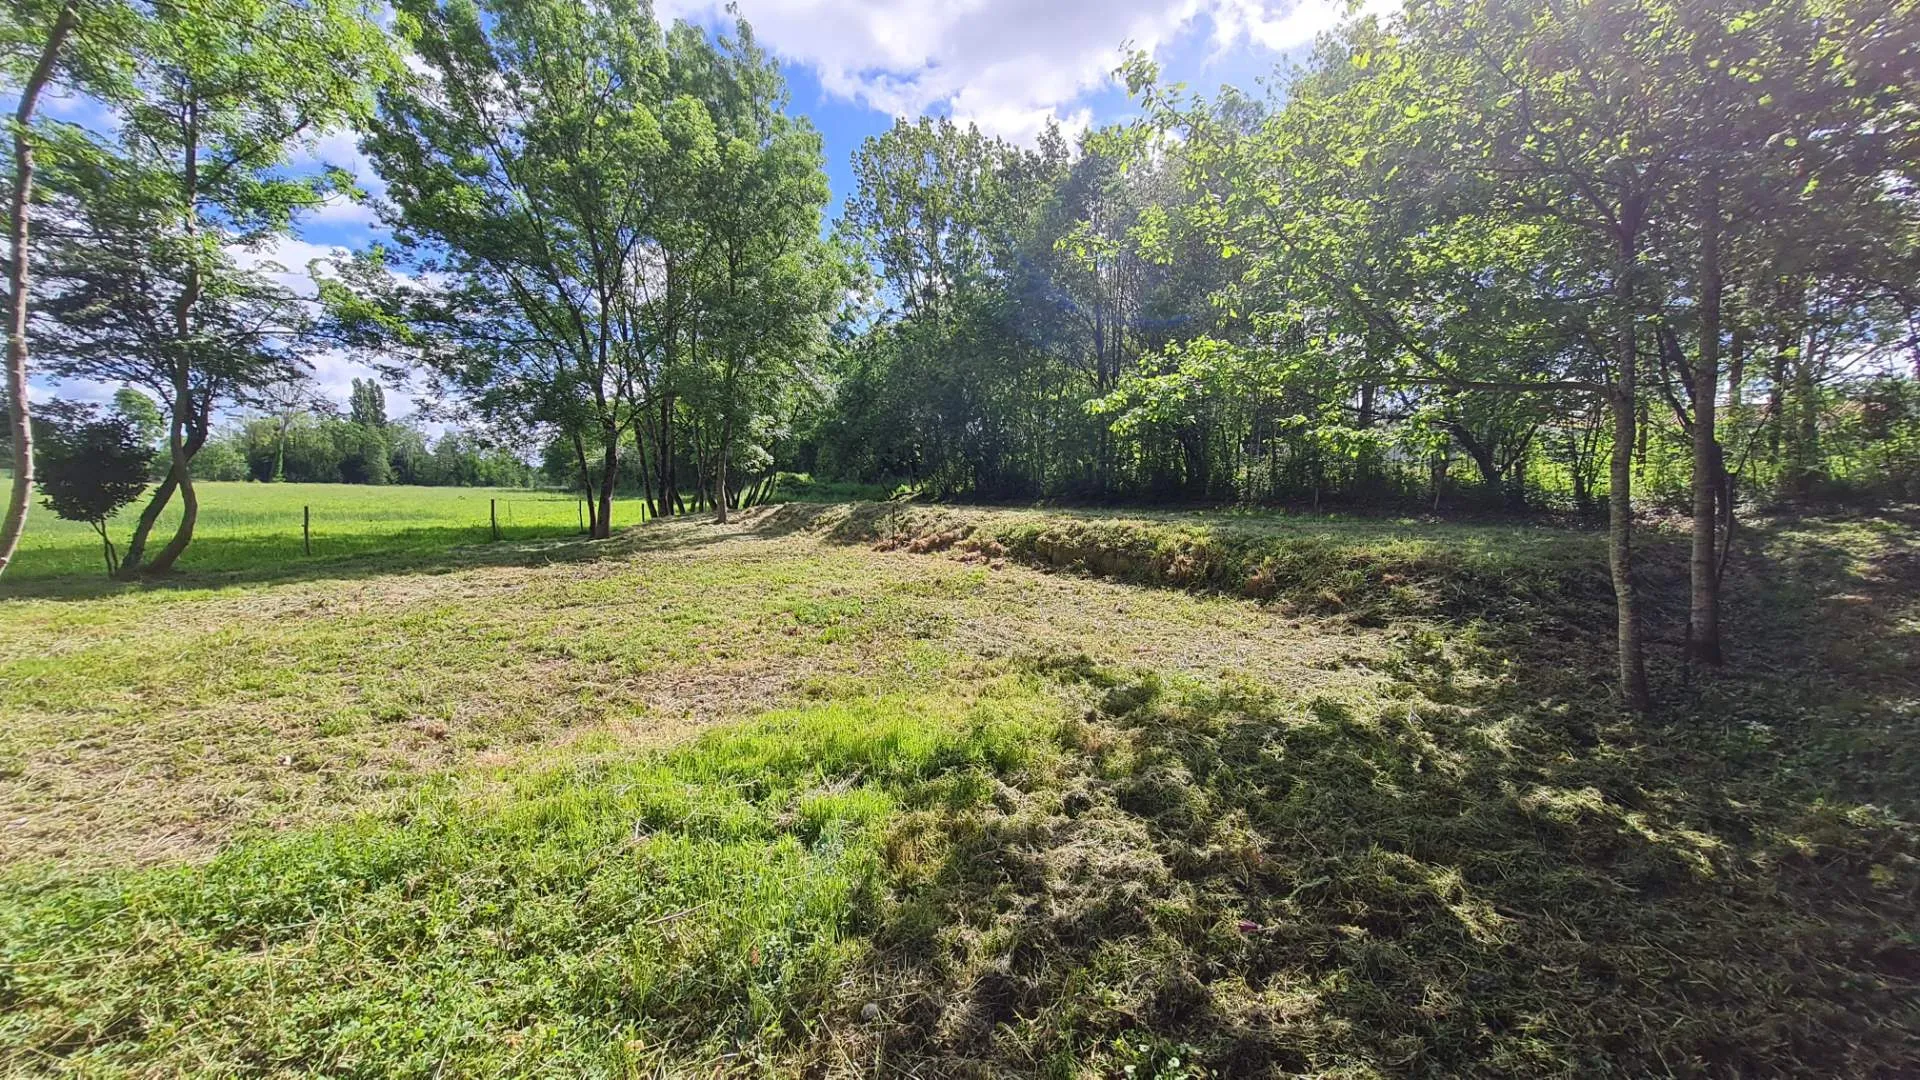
{"left": 1, "top": 484, "right": 1916, "bottom": 1076}
{"left": 2, "top": 481, "right": 651, "bottom": 585}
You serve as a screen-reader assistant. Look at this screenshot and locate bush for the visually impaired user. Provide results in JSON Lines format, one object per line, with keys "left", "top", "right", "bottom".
{"left": 33, "top": 400, "right": 153, "bottom": 575}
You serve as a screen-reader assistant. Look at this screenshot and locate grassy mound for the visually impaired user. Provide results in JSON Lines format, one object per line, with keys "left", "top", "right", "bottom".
{"left": 756, "top": 502, "right": 1649, "bottom": 624}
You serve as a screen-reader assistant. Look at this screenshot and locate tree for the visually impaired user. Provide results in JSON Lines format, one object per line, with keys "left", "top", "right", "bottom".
{"left": 111, "top": 386, "right": 165, "bottom": 466}
{"left": 667, "top": 19, "right": 841, "bottom": 523}
{"left": 31, "top": 0, "right": 392, "bottom": 577}
{"left": 33, "top": 398, "right": 150, "bottom": 574}
{"left": 254, "top": 375, "right": 333, "bottom": 481}
{"left": 337, "top": 1, "right": 838, "bottom": 532}
{"left": 348, "top": 376, "right": 386, "bottom": 428}
{"left": 1, "top": 0, "right": 133, "bottom": 577}
{"left": 342, "top": 0, "right": 674, "bottom": 539}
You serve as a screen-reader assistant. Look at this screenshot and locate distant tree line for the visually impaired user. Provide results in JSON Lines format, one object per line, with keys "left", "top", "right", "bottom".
{"left": 5, "top": 382, "right": 537, "bottom": 495}
{"left": 102, "top": 381, "right": 534, "bottom": 487}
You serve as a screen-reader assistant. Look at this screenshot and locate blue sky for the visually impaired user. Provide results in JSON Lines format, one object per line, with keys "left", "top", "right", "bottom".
{"left": 25, "top": 0, "right": 1377, "bottom": 420}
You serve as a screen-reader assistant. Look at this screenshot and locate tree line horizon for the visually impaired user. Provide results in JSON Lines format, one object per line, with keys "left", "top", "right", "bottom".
{"left": 3, "top": 0, "right": 1917, "bottom": 710}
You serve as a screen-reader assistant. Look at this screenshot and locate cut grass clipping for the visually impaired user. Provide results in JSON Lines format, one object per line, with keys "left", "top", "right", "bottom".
{"left": 4, "top": 656, "right": 1916, "bottom": 1076}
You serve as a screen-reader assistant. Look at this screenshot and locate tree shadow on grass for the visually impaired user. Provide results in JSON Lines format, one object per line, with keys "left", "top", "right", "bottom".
{"left": 0, "top": 525, "right": 649, "bottom": 602}
{"left": 0, "top": 503, "right": 871, "bottom": 599}
{"left": 827, "top": 513, "right": 1920, "bottom": 1078}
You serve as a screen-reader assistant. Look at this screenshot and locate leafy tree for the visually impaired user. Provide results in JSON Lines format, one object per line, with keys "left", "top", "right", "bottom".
{"left": 386, "top": 420, "right": 428, "bottom": 483}
{"left": 339, "top": 0, "right": 675, "bottom": 537}
{"left": 33, "top": 398, "right": 150, "bottom": 574}
{"left": 348, "top": 377, "right": 386, "bottom": 428}
{"left": 0, "top": 0, "right": 136, "bottom": 577}
{"left": 253, "top": 375, "right": 334, "bottom": 481}
{"left": 189, "top": 437, "right": 247, "bottom": 481}
{"left": 110, "top": 386, "right": 164, "bottom": 466}
{"left": 336, "top": 419, "right": 390, "bottom": 484}
{"left": 30, "top": 0, "right": 393, "bottom": 577}
{"left": 335, "top": 1, "right": 838, "bottom": 530}
{"left": 666, "top": 19, "right": 842, "bottom": 522}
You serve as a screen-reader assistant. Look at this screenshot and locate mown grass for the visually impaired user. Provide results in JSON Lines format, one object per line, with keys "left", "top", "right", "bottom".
{"left": 3, "top": 481, "right": 648, "bottom": 584}
{"left": 1, "top": 493, "right": 1916, "bottom": 1076}
{"left": 0, "top": 682, "right": 1060, "bottom": 1074}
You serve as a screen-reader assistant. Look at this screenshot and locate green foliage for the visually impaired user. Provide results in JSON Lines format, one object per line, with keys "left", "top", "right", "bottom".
{"left": 27, "top": 0, "right": 396, "bottom": 574}
{"left": 187, "top": 438, "right": 248, "bottom": 482}
{"left": 348, "top": 378, "right": 387, "bottom": 429}
{"left": 818, "top": 0, "right": 1920, "bottom": 514}
{"left": 331, "top": 0, "right": 843, "bottom": 532}
{"left": 109, "top": 388, "right": 164, "bottom": 457}
{"left": 31, "top": 399, "right": 151, "bottom": 573}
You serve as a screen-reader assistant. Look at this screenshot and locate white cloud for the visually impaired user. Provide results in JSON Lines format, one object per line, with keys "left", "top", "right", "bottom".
{"left": 1213, "top": 0, "right": 1395, "bottom": 52}
{"left": 287, "top": 127, "right": 388, "bottom": 201}
{"left": 229, "top": 236, "right": 348, "bottom": 299}
{"left": 656, "top": 0, "right": 1375, "bottom": 142}
{"left": 306, "top": 193, "right": 383, "bottom": 234}
{"left": 303, "top": 347, "right": 399, "bottom": 412}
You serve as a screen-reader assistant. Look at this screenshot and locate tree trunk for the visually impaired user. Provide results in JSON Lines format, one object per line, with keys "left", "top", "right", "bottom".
{"left": 1727, "top": 326, "right": 1747, "bottom": 411}
{"left": 1689, "top": 175, "right": 1724, "bottom": 665}
{"left": 593, "top": 421, "right": 617, "bottom": 540}
{"left": 1610, "top": 231, "right": 1650, "bottom": 711}
{"left": 139, "top": 394, "right": 211, "bottom": 576}
{"left": 118, "top": 466, "right": 179, "bottom": 578}
{"left": 713, "top": 414, "right": 732, "bottom": 524}
{"left": 144, "top": 460, "right": 199, "bottom": 574}
{"left": 1791, "top": 348, "right": 1819, "bottom": 501}
{"left": 124, "top": 98, "right": 206, "bottom": 578}
{"left": 688, "top": 419, "right": 709, "bottom": 514}
{"left": 570, "top": 429, "right": 603, "bottom": 533}
{"left": 1505, "top": 453, "right": 1528, "bottom": 512}
{"left": 656, "top": 394, "right": 676, "bottom": 518}
{"left": 273, "top": 412, "right": 294, "bottom": 481}
{"left": 1766, "top": 277, "right": 1801, "bottom": 481}
{"left": 0, "top": 1, "right": 78, "bottom": 579}
{"left": 631, "top": 419, "right": 656, "bottom": 522}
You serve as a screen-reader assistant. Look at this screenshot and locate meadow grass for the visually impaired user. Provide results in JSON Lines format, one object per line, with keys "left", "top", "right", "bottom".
{"left": 3, "top": 481, "right": 650, "bottom": 583}
{"left": 1, "top": 492, "right": 1915, "bottom": 1076}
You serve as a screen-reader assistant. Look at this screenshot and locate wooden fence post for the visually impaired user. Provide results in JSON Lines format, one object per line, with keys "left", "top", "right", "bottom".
{"left": 491, "top": 498, "right": 500, "bottom": 541}
{"left": 303, "top": 505, "right": 311, "bottom": 556}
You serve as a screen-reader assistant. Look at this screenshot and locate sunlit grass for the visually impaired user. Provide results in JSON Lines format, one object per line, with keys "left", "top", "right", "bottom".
{"left": 2, "top": 481, "right": 651, "bottom": 582}
{"left": 1, "top": 498, "right": 1914, "bottom": 1075}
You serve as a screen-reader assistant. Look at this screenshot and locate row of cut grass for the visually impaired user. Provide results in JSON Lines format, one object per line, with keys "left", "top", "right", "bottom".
{"left": 761, "top": 501, "right": 1644, "bottom": 624}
